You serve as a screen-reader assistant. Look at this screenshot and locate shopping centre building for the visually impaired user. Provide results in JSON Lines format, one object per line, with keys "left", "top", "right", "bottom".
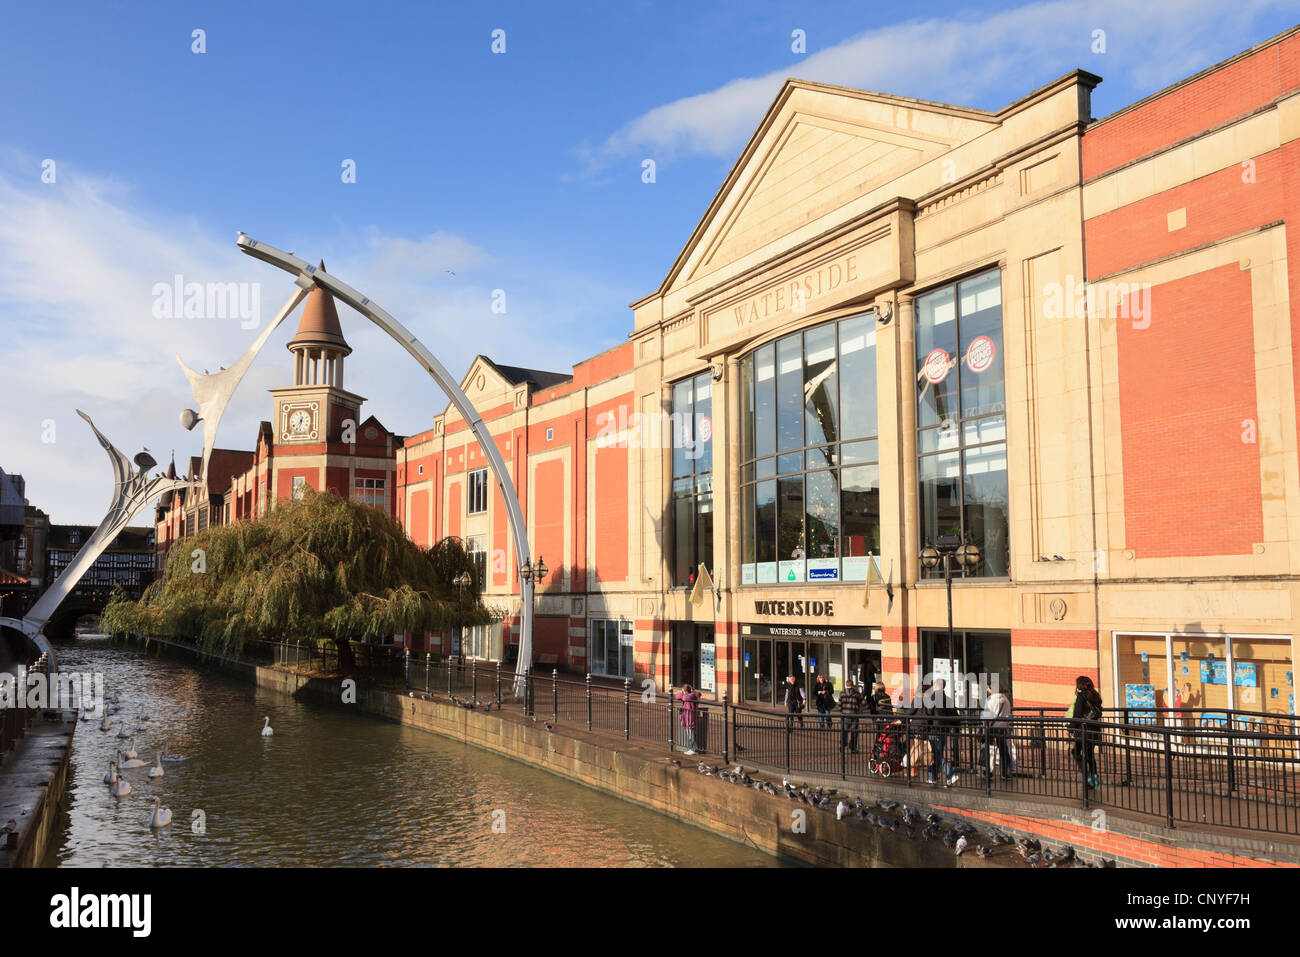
{"left": 164, "top": 28, "right": 1300, "bottom": 716}
{"left": 399, "top": 27, "right": 1300, "bottom": 713}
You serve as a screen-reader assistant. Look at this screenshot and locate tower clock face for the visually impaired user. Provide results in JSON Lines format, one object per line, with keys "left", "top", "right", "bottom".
{"left": 280, "top": 402, "right": 319, "bottom": 442}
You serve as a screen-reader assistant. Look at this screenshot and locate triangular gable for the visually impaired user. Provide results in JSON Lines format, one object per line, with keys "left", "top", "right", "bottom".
{"left": 445, "top": 355, "right": 524, "bottom": 421}
{"left": 660, "top": 79, "right": 1000, "bottom": 295}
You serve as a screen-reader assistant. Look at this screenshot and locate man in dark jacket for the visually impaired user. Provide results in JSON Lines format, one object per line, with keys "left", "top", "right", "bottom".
{"left": 838, "top": 680, "right": 864, "bottom": 752}
{"left": 783, "top": 675, "right": 805, "bottom": 727}
{"left": 916, "top": 677, "right": 959, "bottom": 787}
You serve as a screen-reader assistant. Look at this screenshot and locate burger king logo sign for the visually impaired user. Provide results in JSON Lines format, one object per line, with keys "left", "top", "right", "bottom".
{"left": 922, "top": 348, "right": 951, "bottom": 384}
{"left": 964, "top": 335, "right": 995, "bottom": 374}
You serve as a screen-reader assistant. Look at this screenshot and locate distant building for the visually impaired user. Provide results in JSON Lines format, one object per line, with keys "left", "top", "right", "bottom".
{"left": 45, "top": 524, "right": 156, "bottom": 604}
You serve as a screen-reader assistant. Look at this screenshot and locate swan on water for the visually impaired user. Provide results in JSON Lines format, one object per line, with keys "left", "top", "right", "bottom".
{"left": 120, "top": 752, "right": 147, "bottom": 769}
{"left": 149, "top": 797, "right": 172, "bottom": 829}
{"left": 117, "top": 721, "right": 130, "bottom": 739}
{"left": 261, "top": 716, "right": 273, "bottom": 737}
{"left": 104, "top": 759, "right": 118, "bottom": 785}
{"left": 112, "top": 776, "right": 131, "bottom": 798}
{"left": 100, "top": 714, "right": 111, "bottom": 732}
{"left": 125, "top": 736, "right": 138, "bottom": 760}
{"left": 159, "top": 740, "right": 187, "bottom": 763}
{"left": 148, "top": 753, "right": 164, "bottom": 779}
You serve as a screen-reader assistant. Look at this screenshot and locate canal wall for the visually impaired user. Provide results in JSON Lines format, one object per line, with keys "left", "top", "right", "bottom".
{"left": 0, "top": 713, "right": 76, "bottom": 868}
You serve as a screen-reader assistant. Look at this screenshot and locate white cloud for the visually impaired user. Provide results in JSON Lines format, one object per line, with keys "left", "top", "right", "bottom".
{"left": 584, "top": 0, "right": 1290, "bottom": 169}
{"left": 0, "top": 164, "right": 625, "bottom": 524}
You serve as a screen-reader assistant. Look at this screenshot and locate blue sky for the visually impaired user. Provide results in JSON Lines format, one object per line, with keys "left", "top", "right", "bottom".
{"left": 2, "top": 0, "right": 1296, "bottom": 522}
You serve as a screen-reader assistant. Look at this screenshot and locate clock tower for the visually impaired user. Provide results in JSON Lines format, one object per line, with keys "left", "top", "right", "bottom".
{"left": 268, "top": 267, "right": 365, "bottom": 447}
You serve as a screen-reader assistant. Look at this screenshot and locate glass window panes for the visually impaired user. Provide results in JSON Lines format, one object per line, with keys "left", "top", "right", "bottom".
{"left": 467, "top": 469, "right": 488, "bottom": 514}
{"left": 590, "top": 619, "right": 634, "bottom": 678}
{"left": 670, "top": 373, "right": 714, "bottom": 586}
{"left": 739, "top": 312, "right": 878, "bottom": 584}
{"left": 915, "top": 268, "right": 1008, "bottom": 578}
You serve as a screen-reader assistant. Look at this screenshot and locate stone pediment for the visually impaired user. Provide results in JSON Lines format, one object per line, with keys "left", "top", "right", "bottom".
{"left": 668, "top": 80, "right": 999, "bottom": 293}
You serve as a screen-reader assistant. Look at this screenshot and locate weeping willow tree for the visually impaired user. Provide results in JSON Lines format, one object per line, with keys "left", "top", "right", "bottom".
{"left": 102, "top": 488, "right": 491, "bottom": 671}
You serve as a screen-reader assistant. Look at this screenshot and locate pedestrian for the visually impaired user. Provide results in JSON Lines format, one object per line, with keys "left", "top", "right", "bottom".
{"left": 813, "top": 673, "right": 835, "bottom": 728}
{"left": 838, "top": 679, "right": 864, "bottom": 753}
{"left": 872, "top": 681, "right": 893, "bottom": 715}
{"left": 916, "top": 677, "right": 959, "bottom": 787}
{"left": 981, "top": 681, "right": 1013, "bottom": 779}
{"left": 676, "top": 683, "right": 701, "bottom": 755}
{"left": 784, "top": 675, "right": 806, "bottom": 727}
{"left": 1068, "top": 675, "right": 1103, "bottom": 789}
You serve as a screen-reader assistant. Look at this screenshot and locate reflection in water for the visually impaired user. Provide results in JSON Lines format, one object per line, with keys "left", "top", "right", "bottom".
{"left": 46, "top": 636, "right": 778, "bottom": 868}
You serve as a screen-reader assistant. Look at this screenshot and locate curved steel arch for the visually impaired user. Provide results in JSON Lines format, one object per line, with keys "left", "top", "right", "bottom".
{"left": 236, "top": 234, "right": 535, "bottom": 697}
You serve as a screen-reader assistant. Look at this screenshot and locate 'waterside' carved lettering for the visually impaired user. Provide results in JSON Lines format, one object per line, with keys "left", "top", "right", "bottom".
{"left": 733, "top": 254, "right": 859, "bottom": 329}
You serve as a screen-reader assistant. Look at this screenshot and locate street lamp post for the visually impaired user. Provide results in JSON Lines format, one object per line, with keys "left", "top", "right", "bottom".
{"left": 519, "top": 556, "right": 547, "bottom": 716}
{"left": 919, "top": 534, "right": 981, "bottom": 706}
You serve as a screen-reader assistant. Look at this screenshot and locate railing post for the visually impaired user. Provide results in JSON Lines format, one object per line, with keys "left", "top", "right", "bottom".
{"left": 585, "top": 673, "right": 592, "bottom": 731}
{"left": 1163, "top": 730, "right": 1176, "bottom": 828}
{"left": 984, "top": 718, "right": 992, "bottom": 796}
{"left": 472, "top": 659, "right": 478, "bottom": 703}
{"left": 905, "top": 715, "right": 913, "bottom": 789}
{"left": 624, "top": 678, "right": 631, "bottom": 741}
{"left": 425, "top": 653, "right": 431, "bottom": 693}
{"left": 446, "top": 653, "right": 452, "bottom": 697}
{"left": 722, "top": 691, "right": 730, "bottom": 764}
{"left": 668, "top": 684, "right": 676, "bottom": 753}
{"left": 840, "top": 713, "right": 847, "bottom": 781}
{"left": 785, "top": 712, "right": 792, "bottom": 774}
{"left": 496, "top": 661, "right": 502, "bottom": 707}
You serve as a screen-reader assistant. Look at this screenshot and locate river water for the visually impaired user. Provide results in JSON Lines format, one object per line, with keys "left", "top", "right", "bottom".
{"left": 44, "top": 636, "right": 777, "bottom": 867}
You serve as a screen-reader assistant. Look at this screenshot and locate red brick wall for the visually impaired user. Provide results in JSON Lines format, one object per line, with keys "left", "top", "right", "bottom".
{"left": 1083, "top": 32, "right": 1300, "bottom": 180}
{"left": 409, "top": 489, "right": 429, "bottom": 548}
{"left": 1084, "top": 148, "right": 1289, "bottom": 279}
{"left": 533, "top": 459, "right": 565, "bottom": 585}
{"left": 1116, "top": 265, "right": 1262, "bottom": 557}
{"left": 446, "top": 481, "right": 461, "bottom": 539}
{"left": 592, "top": 446, "right": 628, "bottom": 583}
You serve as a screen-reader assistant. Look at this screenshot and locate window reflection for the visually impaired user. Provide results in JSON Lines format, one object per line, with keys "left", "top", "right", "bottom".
{"left": 915, "top": 268, "right": 1008, "bottom": 578}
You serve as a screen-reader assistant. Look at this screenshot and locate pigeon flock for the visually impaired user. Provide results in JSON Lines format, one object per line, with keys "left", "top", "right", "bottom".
{"left": 691, "top": 761, "right": 1117, "bottom": 868}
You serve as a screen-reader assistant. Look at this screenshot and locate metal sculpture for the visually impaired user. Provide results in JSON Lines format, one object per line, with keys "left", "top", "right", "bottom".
{"left": 235, "top": 234, "right": 537, "bottom": 698}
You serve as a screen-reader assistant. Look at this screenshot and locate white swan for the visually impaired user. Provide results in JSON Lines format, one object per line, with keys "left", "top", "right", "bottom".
{"left": 135, "top": 716, "right": 147, "bottom": 731}
{"left": 112, "top": 776, "right": 131, "bottom": 798}
{"left": 120, "top": 752, "right": 147, "bottom": 769}
{"left": 116, "top": 720, "right": 130, "bottom": 739}
{"left": 125, "top": 737, "right": 138, "bottom": 760}
{"left": 159, "top": 740, "right": 187, "bottom": 763}
{"left": 148, "top": 753, "right": 164, "bottom": 779}
{"left": 261, "top": 716, "right": 273, "bottom": 737}
{"left": 99, "top": 714, "right": 111, "bottom": 732}
{"left": 104, "top": 759, "right": 118, "bottom": 784}
{"left": 149, "top": 797, "right": 171, "bottom": 829}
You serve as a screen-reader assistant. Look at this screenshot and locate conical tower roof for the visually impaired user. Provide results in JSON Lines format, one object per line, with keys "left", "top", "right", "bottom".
{"left": 287, "top": 263, "right": 351, "bottom": 355}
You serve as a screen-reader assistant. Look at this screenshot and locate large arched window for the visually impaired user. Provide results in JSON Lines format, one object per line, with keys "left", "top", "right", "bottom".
{"left": 739, "top": 312, "right": 879, "bottom": 585}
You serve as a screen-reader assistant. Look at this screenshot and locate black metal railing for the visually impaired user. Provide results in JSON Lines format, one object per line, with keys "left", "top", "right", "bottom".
{"left": 729, "top": 704, "right": 1300, "bottom": 835}
{"left": 114, "top": 634, "right": 1300, "bottom": 836}
{"left": 0, "top": 652, "right": 47, "bottom": 764}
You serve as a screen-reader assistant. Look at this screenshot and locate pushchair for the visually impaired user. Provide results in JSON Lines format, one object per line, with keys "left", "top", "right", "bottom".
{"left": 869, "top": 718, "right": 907, "bottom": 777}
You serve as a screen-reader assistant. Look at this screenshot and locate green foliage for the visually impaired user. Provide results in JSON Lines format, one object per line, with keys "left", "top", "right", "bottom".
{"left": 102, "top": 488, "right": 491, "bottom": 657}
